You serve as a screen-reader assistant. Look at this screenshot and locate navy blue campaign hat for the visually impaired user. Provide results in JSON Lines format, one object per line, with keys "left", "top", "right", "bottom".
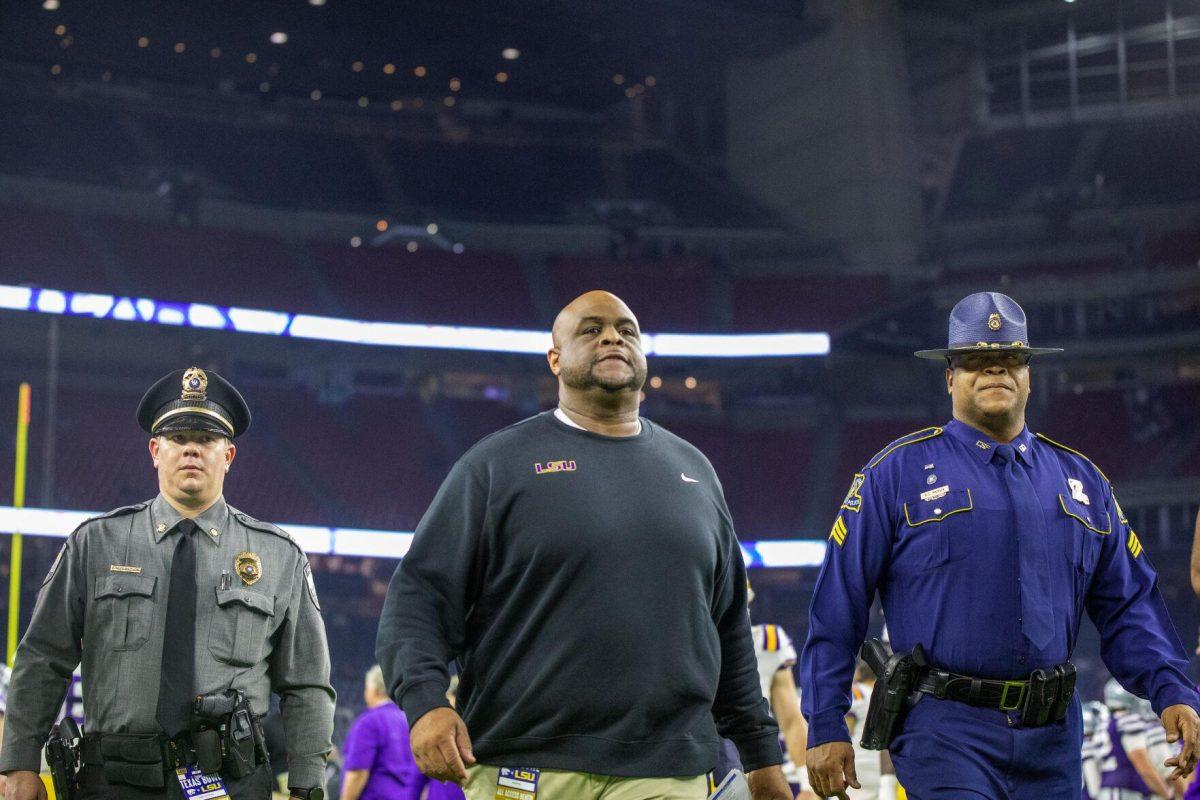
{"left": 137, "top": 367, "right": 251, "bottom": 438}
{"left": 915, "top": 291, "right": 1063, "bottom": 360}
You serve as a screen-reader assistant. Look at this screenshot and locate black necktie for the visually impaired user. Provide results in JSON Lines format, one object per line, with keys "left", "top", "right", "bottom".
{"left": 994, "top": 444, "right": 1054, "bottom": 650}
{"left": 156, "top": 519, "right": 197, "bottom": 736}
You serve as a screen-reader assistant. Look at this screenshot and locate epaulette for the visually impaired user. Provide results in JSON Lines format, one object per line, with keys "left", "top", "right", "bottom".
{"left": 72, "top": 501, "right": 148, "bottom": 535}
{"left": 231, "top": 509, "right": 305, "bottom": 552}
{"left": 866, "top": 426, "right": 944, "bottom": 470}
{"left": 1035, "top": 433, "right": 1112, "bottom": 484}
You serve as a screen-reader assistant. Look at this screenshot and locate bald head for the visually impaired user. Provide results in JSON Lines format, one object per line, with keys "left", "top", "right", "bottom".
{"left": 548, "top": 290, "right": 648, "bottom": 403}
{"left": 551, "top": 291, "right": 639, "bottom": 349}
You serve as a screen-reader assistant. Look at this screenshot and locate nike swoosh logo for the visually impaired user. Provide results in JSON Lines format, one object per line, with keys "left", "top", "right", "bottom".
{"left": 681, "top": 473, "right": 699, "bottom": 483}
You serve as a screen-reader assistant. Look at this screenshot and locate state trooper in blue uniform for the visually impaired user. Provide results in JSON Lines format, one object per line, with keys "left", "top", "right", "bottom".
{"left": 800, "top": 292, "right": 1200, "bottom": 799}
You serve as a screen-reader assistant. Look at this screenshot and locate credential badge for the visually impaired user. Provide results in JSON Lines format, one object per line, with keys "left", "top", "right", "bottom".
{"left": 181, "top": 367, "right": 209, "bottom": 401}
{"left": 235, "top": 551, "right": 263, "bottom": 586}
{"left": 987, "top": 312, "right": 1002, "bottom": 331}
{"left": 1068, "top": 478, "right": 1090, "bottom": 506}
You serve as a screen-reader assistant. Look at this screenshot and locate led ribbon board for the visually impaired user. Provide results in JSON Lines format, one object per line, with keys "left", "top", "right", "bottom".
{"left": 0, "top": 505, "right": 826, "bottom": 567}
{"left": 0, "top": 285, "right": 831, "bottom": 358}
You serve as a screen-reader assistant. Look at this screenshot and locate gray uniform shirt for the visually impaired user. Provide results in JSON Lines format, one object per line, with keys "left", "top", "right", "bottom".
{"left": 0, "top": 494, "right": 336, "bottom": 788}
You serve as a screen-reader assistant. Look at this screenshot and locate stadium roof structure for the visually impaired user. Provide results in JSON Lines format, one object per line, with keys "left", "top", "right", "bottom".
{"left": 1, "top": 0, "right": 812, "bottom": 112}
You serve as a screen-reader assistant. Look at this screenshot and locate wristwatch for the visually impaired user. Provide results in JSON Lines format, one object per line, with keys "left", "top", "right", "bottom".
{"left": 289, "top": 789, "right": 324, "bottom": 800}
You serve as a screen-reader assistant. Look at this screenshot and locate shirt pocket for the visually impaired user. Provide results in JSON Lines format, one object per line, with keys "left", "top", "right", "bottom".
{"left": 1058, "top": 494, "right": 1109, "bottom": 574}
{"left": 93, "top": 573, "right": 157, "bottom": 652}
{"left": 899, "top": 489, "right": 974, "bottom": 570}
{"left": 208, "top": 588, "right": 275, "bottom": 667}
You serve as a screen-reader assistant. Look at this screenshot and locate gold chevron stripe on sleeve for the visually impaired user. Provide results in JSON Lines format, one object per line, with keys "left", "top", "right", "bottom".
{"left": 830, "top": 515, "right": 848, "bottom": 547}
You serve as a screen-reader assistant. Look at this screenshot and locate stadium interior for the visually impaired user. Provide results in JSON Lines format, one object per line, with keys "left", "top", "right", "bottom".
{"left": 0, "top": 0, "right": 1199, "bottom": 780}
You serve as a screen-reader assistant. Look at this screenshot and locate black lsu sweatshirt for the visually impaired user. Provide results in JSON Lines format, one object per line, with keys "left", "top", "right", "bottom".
{"left": 376, "top": 411, "right": 781, "bottom": 777}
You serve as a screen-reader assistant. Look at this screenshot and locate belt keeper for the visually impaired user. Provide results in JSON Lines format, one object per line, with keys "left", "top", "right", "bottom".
{"left": 968, "top": 677, "right": 983, "bottom": 705}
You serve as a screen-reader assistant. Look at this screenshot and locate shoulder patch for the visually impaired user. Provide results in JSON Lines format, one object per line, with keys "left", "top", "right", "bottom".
{"left": 303, "top": 560, "right": 320, "bottom": 610}
{"left": 43, "top": 542, "right": 68, "bottom": 586}
{"left": 1035, "top": 433, "right": 1112, "bottom": 484}
{"left": 841, "top": 473, "right": 866, "bottom": 513}
{"left": 867, "top": 426, "right": 944, "bottom": 470}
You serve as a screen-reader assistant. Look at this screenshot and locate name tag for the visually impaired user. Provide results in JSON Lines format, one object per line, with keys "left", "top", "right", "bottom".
{"left": 920, "top": 485, "right": 950, "bottom": 502}
{"left": 175, "top": 765, "right": 230, "bottom": 800}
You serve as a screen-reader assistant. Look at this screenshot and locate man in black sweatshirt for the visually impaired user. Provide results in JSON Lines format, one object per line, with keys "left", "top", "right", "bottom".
{"left": 376, "top": 291, "right": 791, "bottom": 800}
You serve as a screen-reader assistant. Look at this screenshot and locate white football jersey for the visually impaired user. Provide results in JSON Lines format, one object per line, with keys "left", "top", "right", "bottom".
{"left": 845, "top": 681, "right": 882, "bottom": 799}
{"left": 751, "top": 623, "right": 797, "bottom": 707}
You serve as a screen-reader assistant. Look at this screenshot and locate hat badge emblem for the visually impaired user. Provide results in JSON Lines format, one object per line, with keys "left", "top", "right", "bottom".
{"left": 987, "top": 313, "right": 1002, "bottom": 331}
{"left": 181, "top": 367, "right": 208, "bottom": 401}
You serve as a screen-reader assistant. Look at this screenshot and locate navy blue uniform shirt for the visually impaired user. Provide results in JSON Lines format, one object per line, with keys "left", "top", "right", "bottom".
{"left": 800, "top": 418, "right": 1200, "bottom": 747}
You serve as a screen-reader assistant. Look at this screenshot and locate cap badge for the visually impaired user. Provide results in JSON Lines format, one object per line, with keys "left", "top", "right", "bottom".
{"left": 235, "top": 551, "right": 263, "bottom": 586}
{"left": 987, "top": 313, "right": 1002, "bottom": 331}
{"left": 181, "top": 367, "right": 209, "bottom": 401}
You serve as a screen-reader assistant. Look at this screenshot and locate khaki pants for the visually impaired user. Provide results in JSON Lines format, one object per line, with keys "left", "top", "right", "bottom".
{"left": 464, "top": 764, "right": 709, "bottom": 800}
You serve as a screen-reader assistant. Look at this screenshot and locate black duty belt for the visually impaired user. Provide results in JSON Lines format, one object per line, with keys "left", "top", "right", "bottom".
{"left": 80, "top": 732, "right": 195, "bottom": 789}
{"left": 916, "top": 662, "right": 1077, "bottom": 726}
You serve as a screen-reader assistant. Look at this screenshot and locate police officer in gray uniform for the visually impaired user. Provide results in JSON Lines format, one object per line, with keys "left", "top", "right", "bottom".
{"left": 0, "top": 368, "right": 335, "bottom": 800}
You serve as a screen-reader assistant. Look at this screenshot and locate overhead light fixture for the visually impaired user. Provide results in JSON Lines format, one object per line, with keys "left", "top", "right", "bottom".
{"left": 42, "top": 0, "right": 59, "bottom": 10}
{"left": 270, "top": 32, "right": 288, "bottom": 45}
{"left": 309, "top": 0, "right": 326, "bottom": 6}
{"left": 502, "top": 47, "right": 520, "bottom": 60}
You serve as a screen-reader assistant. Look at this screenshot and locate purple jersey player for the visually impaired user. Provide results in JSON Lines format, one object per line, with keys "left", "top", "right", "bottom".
{"left": 1099, "top": 710, "right": 1156, "bottom": 796}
